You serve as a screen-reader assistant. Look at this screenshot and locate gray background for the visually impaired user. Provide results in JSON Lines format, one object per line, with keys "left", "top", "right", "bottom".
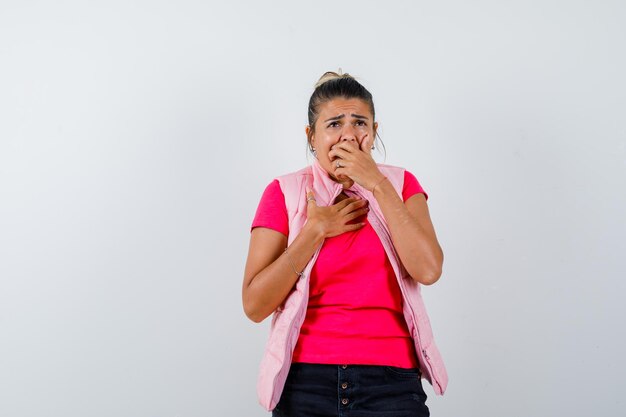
{"left": 1, "top": 1, "right": 625, "bottom": 416}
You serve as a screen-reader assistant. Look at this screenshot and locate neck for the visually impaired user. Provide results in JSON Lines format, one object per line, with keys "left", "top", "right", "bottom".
{"left": 329, "top": 173, "right": 354, "bottom": 189}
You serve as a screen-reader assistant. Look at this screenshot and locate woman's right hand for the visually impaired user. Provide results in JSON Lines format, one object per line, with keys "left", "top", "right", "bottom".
{"left": 305, "top": 188, "right": 369, "bottom": 238}
{"left": 243, "top": 188, "right": 370, "bottom": 322}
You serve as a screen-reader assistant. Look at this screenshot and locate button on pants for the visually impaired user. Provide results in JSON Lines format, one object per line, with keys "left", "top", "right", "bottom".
{"left": 272, "top": 363, "right": 430, "bottom": 417}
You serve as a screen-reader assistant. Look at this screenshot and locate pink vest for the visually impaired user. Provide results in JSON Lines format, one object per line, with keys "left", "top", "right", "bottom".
{"left": 256, "top": 160, "right": 448, "bottom": 411}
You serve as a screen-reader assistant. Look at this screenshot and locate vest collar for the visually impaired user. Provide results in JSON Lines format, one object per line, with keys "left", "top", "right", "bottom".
{"left": 311, "top": 159, "right": 371, "bottom": 206}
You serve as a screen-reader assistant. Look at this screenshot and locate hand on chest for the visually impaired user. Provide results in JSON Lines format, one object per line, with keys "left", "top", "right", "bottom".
{"left": 334, "top": 192, "right": 369, "bottom": 225}
{"left": 313, "top": 198, "right": 390, "bottom": 287}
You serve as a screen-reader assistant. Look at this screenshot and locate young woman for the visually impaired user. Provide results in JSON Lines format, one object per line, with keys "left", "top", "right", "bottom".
{"left": 243, "top": 71, "right": 448, "bottom": 416}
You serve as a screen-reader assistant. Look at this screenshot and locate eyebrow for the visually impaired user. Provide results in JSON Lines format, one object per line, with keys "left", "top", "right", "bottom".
{"left": 324, "top": 113, "right": 369, "bottom": 122}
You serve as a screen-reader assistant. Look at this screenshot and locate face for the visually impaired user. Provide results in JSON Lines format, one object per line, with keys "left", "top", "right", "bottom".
{"left": 306, "top": 97, "right": 378, "bottom": 184}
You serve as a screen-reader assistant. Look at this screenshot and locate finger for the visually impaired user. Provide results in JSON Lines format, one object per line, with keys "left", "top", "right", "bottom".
{"left": 341, "top": 198, "right": 368, "bottom": 213}
{"left": 329, "top": 148, "right": 351, "bottom": 161}
{"left": 332, "top": 142, "right": 357, "bottom": 154}
{"left": 343, "top": 222, "right": 366, "bottom": 232}
{"left": 334, "top": 166, "right": 356, "bottom": 178}
{"left": 305, "top": 187, "right": 317, "bottom": 206}
{"left": 361, "top": 134, "right": 373, "bottom": 156}
{"left": 331, "top": 158, "right": 347, "bottom": 170}
{"left": 345, "top": 207, "right": 369, "bottom": 221}
{"left": 333, "top": 196, "right": 360, "bottom": 210}
{"left": 334, "top": 167, "right": 348, "bottom": 178}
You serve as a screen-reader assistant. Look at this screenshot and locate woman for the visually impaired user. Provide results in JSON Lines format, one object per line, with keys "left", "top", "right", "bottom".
{"left": 243, "top": 71, "right": 448, "bottom": 416}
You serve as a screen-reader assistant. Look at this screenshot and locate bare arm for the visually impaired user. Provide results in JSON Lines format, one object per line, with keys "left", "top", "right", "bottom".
{"left": 242, "top": 224, "right": 323, "bottom": 323}
{"left": 371, "top": 181, "right": 443, "bottom": 285}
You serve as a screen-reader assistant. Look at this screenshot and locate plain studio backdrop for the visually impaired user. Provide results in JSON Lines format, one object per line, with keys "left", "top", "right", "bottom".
{"left": 1, "top": 1, "right": 625, "bottom": 416}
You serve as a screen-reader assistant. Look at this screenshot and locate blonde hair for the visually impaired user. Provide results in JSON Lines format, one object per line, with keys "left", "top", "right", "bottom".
{"left": 313, "top": 68, "right": 355, "bottom": 89}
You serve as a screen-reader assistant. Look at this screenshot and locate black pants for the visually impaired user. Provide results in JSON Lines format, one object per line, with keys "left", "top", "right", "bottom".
{"left": 272, "top": 363, "right": 430, "bottom": 417}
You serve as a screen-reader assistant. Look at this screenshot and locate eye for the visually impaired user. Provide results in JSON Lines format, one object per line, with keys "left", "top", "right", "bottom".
{"left": 355, "top": 120, "right": 367, "bottom": 126}
{"left": 327, "top": 121, "right": 340, "bottom": 128}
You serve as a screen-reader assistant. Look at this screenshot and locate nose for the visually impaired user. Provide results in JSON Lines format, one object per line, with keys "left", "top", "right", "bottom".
{"left": 340, "top": 124, "right": 357, "bottom": 142}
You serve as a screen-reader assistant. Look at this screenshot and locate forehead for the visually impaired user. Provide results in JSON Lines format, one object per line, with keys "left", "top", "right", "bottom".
{"left": 318, "top": 97, "right": 372, "bottom": 117}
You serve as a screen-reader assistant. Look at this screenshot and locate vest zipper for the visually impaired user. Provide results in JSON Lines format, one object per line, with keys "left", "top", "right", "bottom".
{"left": 366, "top": 205, "right": 440, "bottom": 389}
{"left": 278, "top": 186, "right": 343, "bottom": 393}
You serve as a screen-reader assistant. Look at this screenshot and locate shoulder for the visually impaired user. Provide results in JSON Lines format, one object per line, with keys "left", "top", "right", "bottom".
{"left": 260, "top": 178, "right": 283, "bottom": 197}
{"left": 276, "top": 165, "right": 312, "bottom": 183}
{"left": 375, "top": 163, "right": 405, "bottom": 175}
{"left": 374, "top": 163, "right": 422, "bottom": 184}
{"left": 252, "top": 180, "right": 289, "bottom": 236}
{"left": 375, "top": 164, "right": 428, "bottom": 201}
{"left": 275, "top": 166, "right": 312, "bottom": 198}
{"left": 401, "top": 169, "right": 428, "bottom": 201}
{"left": 375, "top": 163, "right": 406, "bottom": 192}
{"left": 256, "top": 179, "right": 286, "bottom": 210}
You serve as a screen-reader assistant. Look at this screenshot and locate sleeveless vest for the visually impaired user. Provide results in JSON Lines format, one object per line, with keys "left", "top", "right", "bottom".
{"left": 256, "top": 159, "right": 448, "bottom": 411}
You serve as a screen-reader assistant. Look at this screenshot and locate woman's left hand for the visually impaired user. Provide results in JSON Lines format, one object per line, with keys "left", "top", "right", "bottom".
{"left": 328, "top": 134, "right": 385, "bottom": 191}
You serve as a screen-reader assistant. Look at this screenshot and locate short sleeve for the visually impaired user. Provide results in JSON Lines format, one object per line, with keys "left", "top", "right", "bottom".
{"left": 251, "top": 179, "right": 289, "bottom": 237}
{"left": 402, "top": 170, "right": 428, "bottom": 202}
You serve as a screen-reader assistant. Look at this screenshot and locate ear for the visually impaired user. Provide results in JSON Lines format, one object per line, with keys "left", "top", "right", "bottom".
{"left": 373, "top": 121, "right": 378, "bottom": 138}
{"left": 306, "top": 125, "right": 315, "bottom": 149}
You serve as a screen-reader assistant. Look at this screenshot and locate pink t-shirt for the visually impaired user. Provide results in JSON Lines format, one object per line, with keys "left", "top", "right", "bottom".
{"left": 251, "top": 170, "right": 428, "bottom": 368}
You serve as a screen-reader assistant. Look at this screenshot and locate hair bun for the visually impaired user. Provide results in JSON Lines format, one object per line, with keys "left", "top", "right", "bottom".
{"left": 314, "top": 68, "right": 354, "bottom": 89}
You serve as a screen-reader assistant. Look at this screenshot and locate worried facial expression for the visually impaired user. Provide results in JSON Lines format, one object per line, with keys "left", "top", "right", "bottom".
{"left": 307, "top": 97, "right": 378, "bottom": 183}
